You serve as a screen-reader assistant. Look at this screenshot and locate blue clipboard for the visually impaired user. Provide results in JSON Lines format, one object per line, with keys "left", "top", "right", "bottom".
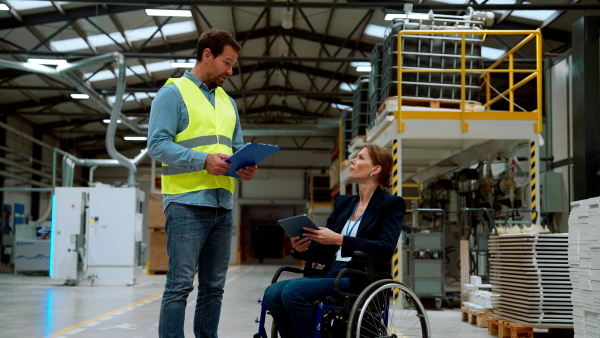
{"left": 277, "top": 214, "right": 320, "bottom": 237}
{"left": 224, "top": 142, "right": 282, "bottom": 178}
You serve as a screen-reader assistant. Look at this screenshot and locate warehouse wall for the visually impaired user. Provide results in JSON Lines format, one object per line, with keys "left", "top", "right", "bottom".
{"left": 1, "top": 116, "right": 81, "bottom": 230}
{"left": 550, "top": 56, "right": 573, "bottom": 233}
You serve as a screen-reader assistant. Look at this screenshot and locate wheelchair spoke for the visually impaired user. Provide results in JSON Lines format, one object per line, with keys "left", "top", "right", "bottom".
{"left": 347, "top": 280, "right": 430, "bottom": 338}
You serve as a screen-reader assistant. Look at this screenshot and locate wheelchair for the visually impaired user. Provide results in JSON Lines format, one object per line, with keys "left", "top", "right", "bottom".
{"left": 254, "top": 249, "right": 431, "bottom": 338}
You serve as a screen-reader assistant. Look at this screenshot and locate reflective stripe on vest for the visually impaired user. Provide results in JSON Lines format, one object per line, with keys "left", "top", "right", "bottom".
{"left": 161, "top": 77, "right": 237, "bottom": 195}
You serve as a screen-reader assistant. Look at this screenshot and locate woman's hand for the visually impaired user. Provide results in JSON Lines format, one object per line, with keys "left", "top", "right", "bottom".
{"left": 291, "top": 236, "right": 311, "bottom": 252}
{"left": 301, "top": 227, "right": 343, "bottom": 246}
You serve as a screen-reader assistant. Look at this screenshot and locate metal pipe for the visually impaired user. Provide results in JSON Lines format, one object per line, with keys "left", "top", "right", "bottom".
{"left": 0, "top": 58, "right": 56, "bottom": 75}
{"left": 0, "top": 53, "right": 144, "bottom": 186}
{"left": 0, "top": 169, "right": 52, "bottom": 188}
{"left": 62, "top": 156, "right": 75, "bottom": 187}
{"left": 0, "top": 144, "right": 56, "bottom": 173}
{"left": 89, "top": 166, "right": 98, "bottom": 186}
{"left": 0, "top": 187, "right": 54, "bottom": 192}
{"left": 0, "top": 157, "right": 54, "bottom": 181}
{"left": 150, "top": 158, "right": 157, "bottom": 192}
{"left": 34, "top": 192, "right": 53, "bottom": 224}
{"left": 58, "top": 52, "right": 139, "bottom": 186}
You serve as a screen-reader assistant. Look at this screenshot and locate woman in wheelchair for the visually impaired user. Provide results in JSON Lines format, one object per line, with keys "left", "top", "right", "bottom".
{"left": 262, "top": 144, "right": 406, "bottom": 338}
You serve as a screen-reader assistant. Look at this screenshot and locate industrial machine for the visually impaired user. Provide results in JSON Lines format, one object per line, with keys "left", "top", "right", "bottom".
{"left": 50, "top": 186, "right": 144, "bottom": 286}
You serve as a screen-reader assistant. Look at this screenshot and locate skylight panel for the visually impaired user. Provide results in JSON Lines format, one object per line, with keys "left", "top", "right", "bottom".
{"left": 51, "top": 37, "right": 89, "bottom": 52}
{"left": 89, "top": 32, "right": 127, "bottom": 48}
{"left": 350, "top": 62, "right": 371, "bottom": 68}
{"left": 6, "top": 0, "right": 67, "bottom": 10}
{"left": 510, "top": 10, "right": 556, "bottom": 22}
{"left": 484, "top": 0, "right": 516, "bottom": 3}
{"left": 429, "top": 0, "right": 469, "bottom": 4}
{"left": 482, "top": 46, "right": 506, "bottom": 60}
{"left": 51, "top": 21, "right": 197, "bottom": 52}
{"left": 483, "top": 0, "right": 556, "bottom": 22}
{"left": 339, "top": 83, "right": 357, "bottom": 92}
{"left": 331, "top": 103, "right": 352, "bottom": 111}
{"left": 160, "top": 21, "right": 196, "bottom": 36}
{"left": 84, "top": 61, "right": 174, "bottom": 82}
{"left": 107, "top": 92, "right": 156, "bottom": 104}
{"left": 364, "top": 24, "right": 386, "bottom": 38}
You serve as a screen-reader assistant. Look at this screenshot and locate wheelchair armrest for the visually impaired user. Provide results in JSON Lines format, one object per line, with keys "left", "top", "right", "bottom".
{"left": 332, "top": 267, "right": 366, "bottom": 298}
{"left": 271, "top": 266, "right": 304, "bottom": 284}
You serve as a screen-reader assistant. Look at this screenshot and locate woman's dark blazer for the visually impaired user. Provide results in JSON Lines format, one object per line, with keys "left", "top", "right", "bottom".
{"left": 302, "top": 187, "right": 406, "bottom": 266}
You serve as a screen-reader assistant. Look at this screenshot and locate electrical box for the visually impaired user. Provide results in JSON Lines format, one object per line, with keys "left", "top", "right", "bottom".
{"left": 540, "top": 172, "right": 564, "bottom": 213}
{"left": 51, "top": 187, "right": 144, "bottom": 286}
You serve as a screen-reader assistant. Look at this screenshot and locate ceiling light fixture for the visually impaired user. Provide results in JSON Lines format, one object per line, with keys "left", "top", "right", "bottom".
{"left": 27, "top": 58, "right": 68, "bottom": 65}
{"left": 103, "top": 119, "right": 122, "bottom": 124}
{"left": 0, "top": 4, "right": 10, "bottom": 11}
{"left": 356, "top": 66, "right": 372, "bottom": 72}
{"left": 71, "top": 94, "right": 90, "bottom": 99}
{"left": 124, "top": 136, "right": 147, "bottom": 141}
{"left": 170, "top": 62, "right": 195, "bottom": 68}
{"left": 282, "top": 8, "right": 293, "bottom": 29}
{"left": 145, "top": 9, "right": 192, "bottom": 17}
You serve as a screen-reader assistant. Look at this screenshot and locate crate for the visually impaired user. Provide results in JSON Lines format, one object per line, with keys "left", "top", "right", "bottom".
{"left": 487, "top": 317, "right": 573, "bottom": 338}
{"left": 148, "top": 228, "right": 168, "bottom": 274}
{"left": 461, "top": 307, "right": 493, "bottom": 328}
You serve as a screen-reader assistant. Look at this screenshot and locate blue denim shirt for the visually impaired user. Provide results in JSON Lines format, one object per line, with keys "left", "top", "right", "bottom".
{"left": 147, "top": 70, "right": 243, "bottom": 211}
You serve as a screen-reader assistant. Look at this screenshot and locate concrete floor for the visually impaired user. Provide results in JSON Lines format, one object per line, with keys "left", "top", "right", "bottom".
{"left": 0, "top": 260, "right": 490, "bottom": 338}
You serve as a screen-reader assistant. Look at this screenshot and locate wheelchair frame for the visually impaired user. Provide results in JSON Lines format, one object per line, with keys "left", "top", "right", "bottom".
{"left": 254, "top": 251, "right": 431, "bottom": 338}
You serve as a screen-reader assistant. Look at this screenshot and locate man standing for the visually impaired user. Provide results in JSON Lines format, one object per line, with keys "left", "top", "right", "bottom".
{"left": 148, "top": 29, "right": 256, "bottom": 338}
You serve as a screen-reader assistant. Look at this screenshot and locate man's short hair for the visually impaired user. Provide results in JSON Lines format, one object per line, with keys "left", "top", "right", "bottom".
{"left": 196, "top": 29, "right": 241, "bottom": 60}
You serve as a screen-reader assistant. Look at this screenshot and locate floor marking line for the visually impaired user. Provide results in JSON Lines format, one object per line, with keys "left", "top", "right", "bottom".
{"left": 49, "top": 292, "right": 164, "bottom": 337}
{"left": 49, "top": 265, "right": 243, "bottom": 337}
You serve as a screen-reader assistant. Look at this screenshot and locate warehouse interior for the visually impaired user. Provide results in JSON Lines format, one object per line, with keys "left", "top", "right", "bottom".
{"left": 1, "top": 0, "right": 600, "bottom": 337}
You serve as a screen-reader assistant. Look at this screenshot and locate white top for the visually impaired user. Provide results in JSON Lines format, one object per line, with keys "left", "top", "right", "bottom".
{"left": 335, "top": 219, "right": 361, "bottom": 262}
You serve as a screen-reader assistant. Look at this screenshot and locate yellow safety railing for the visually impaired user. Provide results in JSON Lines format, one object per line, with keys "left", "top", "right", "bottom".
{"left": 394, "top": 29, "right": 542, "bottom": 133}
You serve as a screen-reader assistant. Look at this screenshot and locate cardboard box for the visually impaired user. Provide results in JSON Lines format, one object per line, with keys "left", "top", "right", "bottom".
{"left": 148, "top": 190, "right": 166, "bottom": 227}
{"left": 148, "top": 229, "right": 168, "bottom": 272}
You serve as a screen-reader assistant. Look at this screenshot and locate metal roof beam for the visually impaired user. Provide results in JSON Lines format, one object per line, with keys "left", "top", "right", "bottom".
{"left": 23, "top": 1, "right": 600, "bottom": 11}
{"left": 0, "top": 5, "right": 141, "bottom": 30}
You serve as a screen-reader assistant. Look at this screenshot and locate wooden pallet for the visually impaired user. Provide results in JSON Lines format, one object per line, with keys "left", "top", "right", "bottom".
{"left": 461, "top": 307, "right": 493, "bottom": 328}
{"left": 378, "top": 96, "right": 484, "bottom": 114}
{"left": 487, "top": 317, "right": 574, "bottom": 338}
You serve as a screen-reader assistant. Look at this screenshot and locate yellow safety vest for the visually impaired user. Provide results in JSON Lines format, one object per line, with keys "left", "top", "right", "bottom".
{"left": 161, "top": 77, "right": 237, "bottom": 195}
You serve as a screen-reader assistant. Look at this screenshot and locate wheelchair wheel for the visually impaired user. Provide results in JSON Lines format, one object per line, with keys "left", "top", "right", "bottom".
{"left": 346, "top": 280, "right": 430, "bottom": 338}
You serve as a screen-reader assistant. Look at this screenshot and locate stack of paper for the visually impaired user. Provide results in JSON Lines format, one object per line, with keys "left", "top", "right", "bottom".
{"left": 489, "top": 233, "right": 573, "bottom": 325}
{"left": 569, "top": 197, "right": 600, "bottom": 338}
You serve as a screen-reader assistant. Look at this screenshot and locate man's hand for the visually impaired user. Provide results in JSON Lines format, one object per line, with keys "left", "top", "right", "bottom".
{"left": 236, "top": 165, "right": 257, "bottom": 181}
{"left": 205, "top": 153, "right": 231, "bottom": 176}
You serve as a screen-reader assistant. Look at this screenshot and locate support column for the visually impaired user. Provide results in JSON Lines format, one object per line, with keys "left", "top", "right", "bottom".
{"left": 571, "top": 16, "right": 600, "bottom": 200}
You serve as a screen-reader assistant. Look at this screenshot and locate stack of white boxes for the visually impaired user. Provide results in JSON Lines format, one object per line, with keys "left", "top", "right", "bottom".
{"left": 463, "top": 275, "right": 495, "bottom": 311}
{"left": 569, "top": 197, "right": 600, "bottom": 338}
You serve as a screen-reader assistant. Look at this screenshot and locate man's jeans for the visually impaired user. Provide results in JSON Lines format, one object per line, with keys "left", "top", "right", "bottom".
{"left": 158, "top": 203, "right": 233, "bottom": 338}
